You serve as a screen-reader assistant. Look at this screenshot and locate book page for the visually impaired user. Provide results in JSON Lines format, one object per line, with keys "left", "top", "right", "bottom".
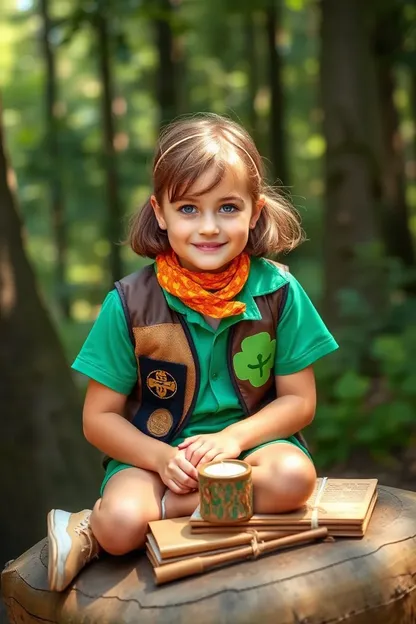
{"left": 311, "top": 480, "right": 375, "bottom": 504}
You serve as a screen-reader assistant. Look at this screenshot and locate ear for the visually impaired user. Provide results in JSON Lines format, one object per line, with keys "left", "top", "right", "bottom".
{"left": 150, "top": 195, "right": 167, "bottom": 230}
{"left": 250, "top": 194, "right": 265, "bottom": 229}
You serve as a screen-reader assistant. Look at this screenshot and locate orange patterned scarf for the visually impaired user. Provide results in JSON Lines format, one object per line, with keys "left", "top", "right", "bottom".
{"left": 156, "top": 250, "right": 250, "bottom": 318}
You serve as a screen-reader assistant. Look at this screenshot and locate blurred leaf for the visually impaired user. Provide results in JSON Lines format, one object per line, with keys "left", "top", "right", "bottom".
{"left": 333, "top": 371, "right": 371, "bottom": 401}
{"left": 401, "top": 374, "right": 416, "bottom": 397}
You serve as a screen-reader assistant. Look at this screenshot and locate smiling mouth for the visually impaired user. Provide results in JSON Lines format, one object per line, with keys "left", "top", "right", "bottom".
{"left": 193, "top": 243, "right": 226, "bottom": 251}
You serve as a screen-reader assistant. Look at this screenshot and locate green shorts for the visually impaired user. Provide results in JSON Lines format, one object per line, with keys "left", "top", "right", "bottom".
{"left": 100, "top": 434, "right": 312, "bottom": 496}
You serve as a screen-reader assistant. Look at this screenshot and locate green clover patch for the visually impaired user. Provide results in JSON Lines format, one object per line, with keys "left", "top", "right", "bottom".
{"left": 233, "top": 332, "right": 276, "bottom": 388}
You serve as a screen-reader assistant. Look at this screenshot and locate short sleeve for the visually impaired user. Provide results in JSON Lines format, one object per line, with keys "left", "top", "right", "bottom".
{"left": 274, "top": 274, "right": 338, "bottom": 375}
{"left": 72, "top": 290, "right": 137, "bottom": 394}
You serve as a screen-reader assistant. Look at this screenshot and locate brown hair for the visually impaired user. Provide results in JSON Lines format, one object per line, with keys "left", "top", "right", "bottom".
{"left": 128, "top": 113, "right": 304, "bottom": 258}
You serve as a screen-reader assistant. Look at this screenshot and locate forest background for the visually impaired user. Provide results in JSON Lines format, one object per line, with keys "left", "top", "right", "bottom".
{"left": 0, "top": 0, "right": 415, "bottom": 566}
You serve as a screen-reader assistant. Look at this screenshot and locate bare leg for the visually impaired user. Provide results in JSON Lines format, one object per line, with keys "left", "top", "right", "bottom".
{"left": 163, "top": 489, "right": 199, "bottom": 519}
{"left": 90, "top": 467, "right": 166, "bottom": 554}
{"left": 245, "top": 443, "right": 317, "bottom": 514}
{"left": 164, "top": 444, "right": 315, "bottom": 517}
{"left": 47, "top": 466, "right": 166, "bottom": 591}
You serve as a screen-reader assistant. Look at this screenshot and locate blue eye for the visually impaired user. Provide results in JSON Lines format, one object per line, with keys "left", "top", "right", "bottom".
{"left": 179, "top": 205, "right": 197, "bottom": 214}
{"left": 220, "top": 204, "right": 238, "bottom": 213}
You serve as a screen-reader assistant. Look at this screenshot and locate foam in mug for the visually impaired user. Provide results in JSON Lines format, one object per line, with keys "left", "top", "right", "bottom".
{"left": 198, "top": 460, "right": 253, "bottom": 523}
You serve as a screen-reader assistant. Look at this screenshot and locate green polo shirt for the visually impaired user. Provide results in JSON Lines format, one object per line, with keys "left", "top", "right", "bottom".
{"left": 72, "top": 258, "right": 338, "bottom": 446}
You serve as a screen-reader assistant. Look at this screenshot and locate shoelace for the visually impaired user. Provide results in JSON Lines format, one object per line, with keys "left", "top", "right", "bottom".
{"left": 74, "top": 513, "right": 97, "bottom": 560}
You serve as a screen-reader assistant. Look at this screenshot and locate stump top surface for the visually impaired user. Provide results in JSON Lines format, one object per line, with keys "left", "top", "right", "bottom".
{"left": 2, "top": 485, "right": 416, "bottom": 624}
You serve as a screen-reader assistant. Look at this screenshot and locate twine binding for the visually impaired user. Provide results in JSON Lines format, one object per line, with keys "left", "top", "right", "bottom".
{"left": 311, "top": 476, "right": 328, "bottom": 529}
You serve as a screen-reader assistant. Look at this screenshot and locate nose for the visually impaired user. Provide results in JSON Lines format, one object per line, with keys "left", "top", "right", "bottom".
{"left": 198, "top": 213, "right": 220, "bottom": 236}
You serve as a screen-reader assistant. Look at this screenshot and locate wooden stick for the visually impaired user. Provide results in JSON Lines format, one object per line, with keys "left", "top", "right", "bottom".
{"left": 154, "top": 526, "right": 328, "bottom": 585}
{"left": 191, "top": 526, "right": 294, "bottom": 535}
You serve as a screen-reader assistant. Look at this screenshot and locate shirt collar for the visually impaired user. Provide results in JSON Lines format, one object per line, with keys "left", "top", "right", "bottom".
{"left": 154, "top": 257, "right": 289, "bottom": 332}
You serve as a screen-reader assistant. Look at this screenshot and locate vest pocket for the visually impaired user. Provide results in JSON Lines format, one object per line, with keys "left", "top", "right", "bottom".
{"left": 132, "top": 356, "right": 187, "bottom": 442}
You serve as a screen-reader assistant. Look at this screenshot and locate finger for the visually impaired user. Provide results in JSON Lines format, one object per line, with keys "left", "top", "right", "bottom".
{"left": 207, "top": 452, "right": 229, "bottom": 463}
{"left": 176, "top": 453, "right": 199, "bottom": 480}
{"left": 199, "top": 447, "right": 223, "bottom": 465}
{"left": 185, "top": 439, "right": 206, "bottom": 463}
{"left": 177, "top": 436, "right": 200, "bottom": 449}
{"left": 190, "top": 442, "right": 214, "bottom": 466}
{"left": 168, "top": 476, "right": 193, "bottom": 494}
{"left": 172, "top": 461, "right": 199, "bottom": 489}
{"left": 167, "top": 480, "right": 185, "bottom": 495}
{"left": 172, "top": 482, "right": 193, "bottom": 495}
{"left": 172, "top": 459, "right": 198, "bottom": 489}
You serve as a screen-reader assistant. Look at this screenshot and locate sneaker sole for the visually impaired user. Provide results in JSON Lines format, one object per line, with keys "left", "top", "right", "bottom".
{"left": 47, "top": 510, "right": 72, "bottom": 592}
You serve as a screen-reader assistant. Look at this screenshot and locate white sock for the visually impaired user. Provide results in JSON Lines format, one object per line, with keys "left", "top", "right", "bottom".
{"left": 160, "top": 490, "right": 168, "bottom": 520}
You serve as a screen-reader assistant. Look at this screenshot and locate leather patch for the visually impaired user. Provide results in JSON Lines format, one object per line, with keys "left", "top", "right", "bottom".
{"left": 132, "top": 323, "right": 196, "bottom": 421}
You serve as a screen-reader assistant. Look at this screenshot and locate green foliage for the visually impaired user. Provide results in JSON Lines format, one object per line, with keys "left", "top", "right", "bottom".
{"left": 2, "top": 0, "right": 416, "bottom": 471}
{"left": 309, "top": 282, "right": 416, "bottom": 468}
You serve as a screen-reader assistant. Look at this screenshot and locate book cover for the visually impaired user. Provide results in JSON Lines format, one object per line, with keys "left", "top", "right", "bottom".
{"left": 147, "top": 516, "right": 289, "bottom": 560}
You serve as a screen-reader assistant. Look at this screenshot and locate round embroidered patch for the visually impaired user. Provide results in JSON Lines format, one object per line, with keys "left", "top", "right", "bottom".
{"left": 146, "top": 369, "right": 177, "bottom": 399}
{"left": 147, "top": 409, "right": 174, "bottom": 437}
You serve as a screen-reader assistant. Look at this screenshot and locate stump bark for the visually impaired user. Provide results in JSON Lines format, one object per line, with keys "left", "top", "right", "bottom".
{"left": 2, "top": 485, "right": 416, "bottom": 624}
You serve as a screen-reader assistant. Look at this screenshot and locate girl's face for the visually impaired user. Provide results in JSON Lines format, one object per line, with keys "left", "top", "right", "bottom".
{"left": 151, "top": 164, "right": 263, "bottom": 273}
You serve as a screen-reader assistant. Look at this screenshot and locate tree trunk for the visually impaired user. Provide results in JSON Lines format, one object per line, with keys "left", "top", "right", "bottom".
{"left": 154, "top": 0, "right": 178, "bottom": 126}
{"left": 411, "top": 72, "right": 416, "bottom": 167}
{"left": 95, "top": 12, "right": 123, "bottom": 284}
{"left": 377, "top": 64, "right": 415, "bottom": 271}
{"left": 373, "top": 6, "right": 415, "bottom": 280}
{"left": 265, "top": 0, "right": 288, "bottom": 186}
{"left": 245, "top": 10, "right": 259, "bottom": 141}
{"left": 174, "top": 35, "right": 188, "bottom": 115}
{"left": 0, "top": 98, "right": 100, "bottom": 564}
{"left": 39, "top": 0, "right": 70, "bottom": 318}
{"left": 320, "top": 0, "right": 383, "bottom": 328}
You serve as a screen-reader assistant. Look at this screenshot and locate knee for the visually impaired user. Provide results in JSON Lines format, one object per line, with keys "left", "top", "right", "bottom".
{"left": 261, "top": 453, "right": 317, "bottom": 510}
{"left": 273, "top": 453, "right": 316, "bottom": 504}
{"left": 91, "top": 498, "right": 149, "bottom": 555}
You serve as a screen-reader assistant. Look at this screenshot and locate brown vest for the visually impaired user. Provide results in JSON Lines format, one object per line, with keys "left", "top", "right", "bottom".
{"left": 114, "top": 262, "right": 306, "bottom": 449}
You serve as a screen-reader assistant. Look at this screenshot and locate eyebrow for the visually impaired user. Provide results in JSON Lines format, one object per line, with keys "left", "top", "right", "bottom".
{"left": 177, "top": 195, "right": 244, "bottom": 203}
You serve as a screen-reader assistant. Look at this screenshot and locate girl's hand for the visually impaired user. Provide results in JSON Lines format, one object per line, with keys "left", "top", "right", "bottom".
{"left": 178, "top": 433, "right": 241, "bottom": 467}
{"left": 158, "top": 447, "right": 199, "bottom": 495}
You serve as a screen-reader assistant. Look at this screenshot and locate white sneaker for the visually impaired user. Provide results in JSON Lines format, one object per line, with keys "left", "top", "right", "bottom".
{"left": 47, "top": 509, "right": 99, "bottom": 592}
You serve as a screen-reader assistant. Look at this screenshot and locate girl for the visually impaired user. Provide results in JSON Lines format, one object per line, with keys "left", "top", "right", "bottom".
{"left": 47, "top": 113, "right": 338, "bottom": 591}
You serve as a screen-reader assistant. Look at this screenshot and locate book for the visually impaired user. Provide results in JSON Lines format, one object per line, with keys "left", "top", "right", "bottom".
{"left": 189, "top": 478, "right": 378, "bottom": 538}
{"left": 152, "top": 527, "right": 329, "bottom": 585}
{"left": 146, "top": 516, "right": 290, "bottom": 565}
{"left": 146, "top": 536, "right": 245, "bottom": 567}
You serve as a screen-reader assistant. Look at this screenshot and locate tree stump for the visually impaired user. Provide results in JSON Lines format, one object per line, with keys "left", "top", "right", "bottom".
{"left": 2, "top": 485, "right": 416, "bottom": 624}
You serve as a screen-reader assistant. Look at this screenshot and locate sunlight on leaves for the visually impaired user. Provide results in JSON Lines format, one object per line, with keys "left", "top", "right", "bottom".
{"left": 285, "top": 0, "right": 305, "bottom": 11}
{"left": 304, "top": 57, "right": 318, "bottom": 77}
{"left": 68, "top": 264, "right": 105, "bottom": 284}
{"left": 93, "top": 240, "right": 110, "bottom": 258}
{"left": 3, "top": 109, "right": 21, "bottom": 128}
{"left": 393, "top": 87, "right": 409, "bottom": 110}
{"left": 72, "top": 299, "right": 96, "bottom": 322}
{"left": 304, "top": 134, "right": 325, "bottom": 158}
{"left": 227, "top": 70, "right": 247, "bottom": 89}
